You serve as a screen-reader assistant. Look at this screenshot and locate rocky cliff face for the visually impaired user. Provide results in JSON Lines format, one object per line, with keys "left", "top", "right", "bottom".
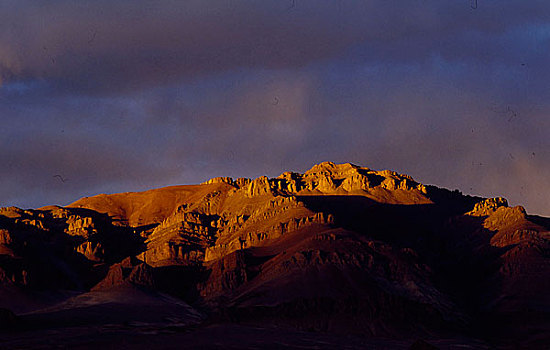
{"left": 0, "top": 205, "right": 143, "bottom": 290}
{"left": 133, "top": 162, "right": 431, "bottom": 267}
{"left": 1, "top": 162, "right": 549, "bottom": 347}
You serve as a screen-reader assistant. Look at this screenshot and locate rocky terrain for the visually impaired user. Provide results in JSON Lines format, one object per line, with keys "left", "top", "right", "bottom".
{"left": 0, "top": 162, "right": 548, "bottom": 349}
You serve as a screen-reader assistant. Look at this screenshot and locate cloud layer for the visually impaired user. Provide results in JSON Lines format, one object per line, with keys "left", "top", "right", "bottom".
{"left": 1, "top": 1, "right": 549, "bottom": 215}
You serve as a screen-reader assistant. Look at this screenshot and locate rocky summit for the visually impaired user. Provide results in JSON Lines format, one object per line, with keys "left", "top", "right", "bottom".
{"left": 0, "top": 162, "right": 549, "bottom": 349}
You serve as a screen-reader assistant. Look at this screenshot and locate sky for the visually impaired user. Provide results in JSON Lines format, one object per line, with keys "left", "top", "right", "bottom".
{"left": 1, "top": 0, "right": 549, "bottom": 216}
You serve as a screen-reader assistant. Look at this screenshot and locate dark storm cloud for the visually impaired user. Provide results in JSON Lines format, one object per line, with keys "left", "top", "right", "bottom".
{"left": 1, "top": 1, "right": 549, "bottom": 215}
{"left": 0, "top": 102, "right": 185, "bottom": 207}
{"left": 1, "top": 0, "right": 548, "bottom": 93}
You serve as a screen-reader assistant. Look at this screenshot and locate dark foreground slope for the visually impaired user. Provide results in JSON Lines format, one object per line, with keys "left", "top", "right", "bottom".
{"left": 1, "top": 162, "right": 548, "bottom": 349}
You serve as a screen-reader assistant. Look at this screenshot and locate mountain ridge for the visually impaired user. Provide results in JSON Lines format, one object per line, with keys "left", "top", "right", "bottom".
{"left": 0, "top": 161, "right": 548, "bottom": 349}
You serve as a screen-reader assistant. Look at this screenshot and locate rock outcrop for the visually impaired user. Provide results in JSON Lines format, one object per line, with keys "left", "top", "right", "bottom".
{"left": 467, "top": 197, "right": 509, "bottom": 216}
{"left": 92, "top": 257, "right": 154, "bottom": 291}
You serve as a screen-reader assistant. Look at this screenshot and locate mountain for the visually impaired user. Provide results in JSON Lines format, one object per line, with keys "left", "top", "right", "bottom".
{"left": 0, "top": 162, "right": 548, "bottom": 349}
